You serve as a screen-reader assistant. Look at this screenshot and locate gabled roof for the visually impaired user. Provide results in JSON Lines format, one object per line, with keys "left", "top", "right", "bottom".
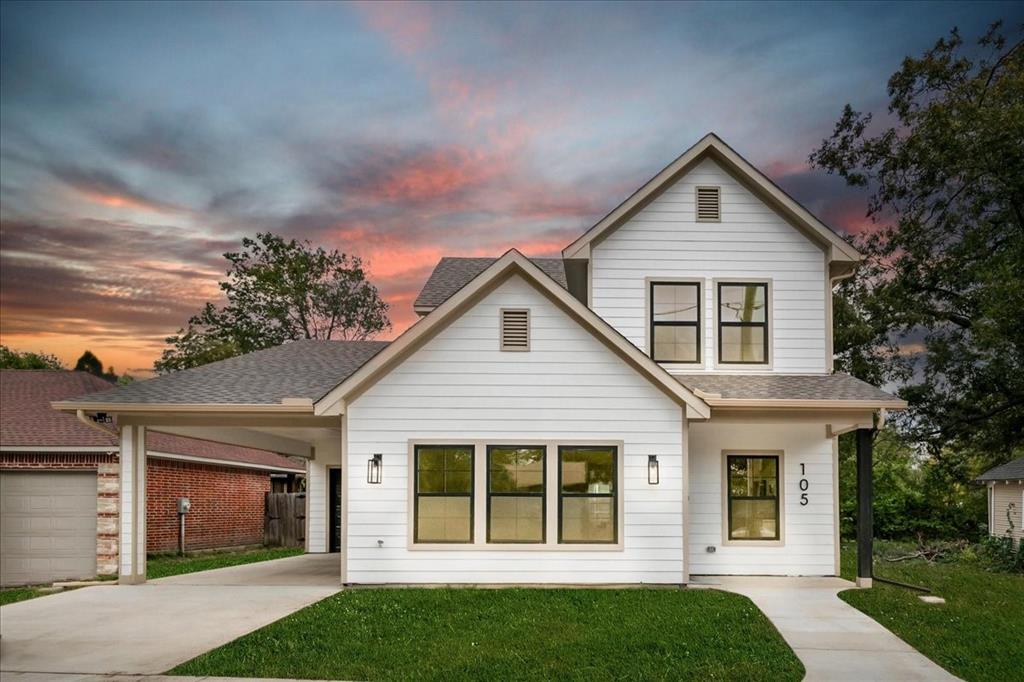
{"left": 975, "top": 457, "right": 1024, "bottom": 483}
{"left": 315, "top": 249, "right": 711, "bottom": 419}
{"left": 53, "top": 340, "right": 389, "bottom": 410}
{"left": 677, "top": 373, "right": 907, "bottom": 409}
{"left": 414, "top": 257, "right": 567, "bottom": 314}
{"left": 562, "top": 133, "right": 862, "bottom": 271}
{"left": 2, "top": 370, "right": 303, "bottom": 471}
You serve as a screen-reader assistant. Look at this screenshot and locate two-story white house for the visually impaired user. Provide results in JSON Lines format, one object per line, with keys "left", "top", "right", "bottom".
{"left": 55, "top": 134, "right": 904, "bottom": 586}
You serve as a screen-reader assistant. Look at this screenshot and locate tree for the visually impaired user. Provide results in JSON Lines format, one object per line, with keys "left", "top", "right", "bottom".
{"left": 0, "top": 345, "right": 63, "bottom": 370}
{"left": 74, "top": 350, "right": 104, "bottom": 377}
{"left": 156, "top": 233, "right": 391, "bottom": 373}
{"left": 811, "top": 21, "right": 1024, "bottom": 462}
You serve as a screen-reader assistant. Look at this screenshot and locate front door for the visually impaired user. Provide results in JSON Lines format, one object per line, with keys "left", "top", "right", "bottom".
{"left": 329, "top": 468, "right": 342, "bottom": 553}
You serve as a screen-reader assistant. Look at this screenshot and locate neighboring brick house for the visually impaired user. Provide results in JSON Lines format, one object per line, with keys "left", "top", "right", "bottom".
{"left": 0, "top": 370, "right": 305, "bottom": 586}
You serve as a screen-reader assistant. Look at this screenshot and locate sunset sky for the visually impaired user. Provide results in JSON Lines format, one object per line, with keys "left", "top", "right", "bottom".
{"left": 1, "top": 1, "right": 1017, "bottom": 375}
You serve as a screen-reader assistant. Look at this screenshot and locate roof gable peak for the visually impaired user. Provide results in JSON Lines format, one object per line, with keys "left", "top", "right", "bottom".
{"left": 562, "top": 132, "right": 862, "bottom": 267}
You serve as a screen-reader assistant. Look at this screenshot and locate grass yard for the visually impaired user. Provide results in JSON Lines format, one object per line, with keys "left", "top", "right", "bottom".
{"left": 0, "top": 586, "right": 51, "bottom": 606}
{"left": 172, "top": 588, "right": 804, "bottom": 681}
{"left": 839, "top": 543, "right": 1024, "bottom": 682}
{"left": 148, "top": 546, "right": 303, "bottom": 579}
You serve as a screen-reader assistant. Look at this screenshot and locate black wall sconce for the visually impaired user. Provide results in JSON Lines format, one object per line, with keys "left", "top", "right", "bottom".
{"left": 648, "top": 455, "right": 660, "bottom": 485}
{"left": 367, "top": 453, "right": 382, "bottom": 484}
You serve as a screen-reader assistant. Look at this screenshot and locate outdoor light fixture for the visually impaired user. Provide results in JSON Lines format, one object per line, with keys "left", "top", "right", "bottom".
{"left": 648, "top": 455, "right": 660, "bottom": 485}
{"left": 367, "top": 453, "right": 382, "bottom": 484}
{"left": 92, "top": 412, "right": 114, "bottom": 425}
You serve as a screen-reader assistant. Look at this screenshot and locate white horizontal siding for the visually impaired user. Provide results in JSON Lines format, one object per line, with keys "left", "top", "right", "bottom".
{"left": 347, "top": 275, "right": 685, "bottom": 584}
{"left": 991, "top": 482, "right": 1024, "bottom": 544}
{"left": 305, "top": 437, "right": 341, "bottom": 554}
{"left": 688, "top": 421, "right": 836, "bottom": 576}
{"left": 591, "top": 157, "right": 828, "bottom": 373}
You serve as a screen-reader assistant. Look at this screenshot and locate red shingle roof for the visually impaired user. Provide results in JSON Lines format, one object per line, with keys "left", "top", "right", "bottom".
{"left": 1, "top": 370, "right": 303, "bottom": 472}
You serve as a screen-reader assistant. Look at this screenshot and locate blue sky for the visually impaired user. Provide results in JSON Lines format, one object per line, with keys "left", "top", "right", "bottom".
{"left": 1, "top": 1, "right": 1018, "bottom": 373}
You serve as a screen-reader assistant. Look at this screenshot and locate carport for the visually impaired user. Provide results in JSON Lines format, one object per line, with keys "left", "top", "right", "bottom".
{"left": 52, "top": 339, "right": 389, "bottom": 584}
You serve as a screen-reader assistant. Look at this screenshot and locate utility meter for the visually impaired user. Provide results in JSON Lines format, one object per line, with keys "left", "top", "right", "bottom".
{"left": 177, "top": 497, "right": 191, "bottom": 514}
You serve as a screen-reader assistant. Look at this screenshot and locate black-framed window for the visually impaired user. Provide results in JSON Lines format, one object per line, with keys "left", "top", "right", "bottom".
{"left": 558, "top": 446, "right": 616, "bottom": 543}
{"left": 414, "top": 445, "right": 473, "bottom": 543}
{"left": 487, "top": 446, "right": 545, "bottom": 543}
{"left": 727, "top": 455, "right": 780, "bottom": 541}
{"left": 650, "top": 282, "right": 701, "bottom": 363}
{"left": 718, "top": 282, "right": 768, "bottom": 364}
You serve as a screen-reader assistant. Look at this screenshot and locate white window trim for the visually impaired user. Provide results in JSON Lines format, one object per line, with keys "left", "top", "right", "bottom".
{"left": 407, "top": 438, "right": 625, "bottom": 552}
{"left": 712, "top": 277, "right": 774, "bottom": 370}
{"left": 721, "top": 449, "right": 786, "bottom": 547}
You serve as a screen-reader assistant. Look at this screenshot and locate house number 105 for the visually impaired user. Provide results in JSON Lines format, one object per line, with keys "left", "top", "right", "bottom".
{"left": 799, "top": 463, "right": 809, "bottom": 506}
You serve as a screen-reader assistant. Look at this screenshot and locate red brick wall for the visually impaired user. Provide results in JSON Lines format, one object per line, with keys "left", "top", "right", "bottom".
{"left": 146, "top": 458, "right": 270, "bottom": 552}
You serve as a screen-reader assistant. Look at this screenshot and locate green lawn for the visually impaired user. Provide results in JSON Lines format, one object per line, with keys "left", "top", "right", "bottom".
{"left": 172, "top": 588, "right": 804, "bottom": 681}
{"left": 0, "top": 586, "right": 50, "bottom": 606}
{"left": 839, "top": 543, "right": 1024, "bottom": 682}
{"left": 148, "top": 546, "right": 303, "bottom": 579}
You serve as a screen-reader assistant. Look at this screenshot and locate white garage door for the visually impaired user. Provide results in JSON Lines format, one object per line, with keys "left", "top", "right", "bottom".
{"left": 1, "top": 471, "right": 97, "bottom": 586}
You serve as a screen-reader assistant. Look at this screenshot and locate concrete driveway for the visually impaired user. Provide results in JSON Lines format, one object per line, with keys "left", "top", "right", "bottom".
{"left": 0, "top": 553, "right": 341, "bottom": 676}
{"left": 695, "top": 576, "right": 960, "bottom": 681}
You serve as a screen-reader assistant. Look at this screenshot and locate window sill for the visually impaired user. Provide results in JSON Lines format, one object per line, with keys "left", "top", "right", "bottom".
{"left": 408, "top": 542, "right": 625, "bottom": 552}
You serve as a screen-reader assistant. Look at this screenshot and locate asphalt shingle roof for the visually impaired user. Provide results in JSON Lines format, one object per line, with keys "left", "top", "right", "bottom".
{"left": 1, "top": 369, "right": 303, "bottom": 470}
{"left": 975, "top": 457, "right": 1024, "bottom": 482}
{"left": 675, "top": 373, "right": 904, "bottom": 403}
{"left": 414, "top": 257, "right": 567, "bottom": 309}
{"left": 63, "top": 340, "right": 390, "bottom": 406}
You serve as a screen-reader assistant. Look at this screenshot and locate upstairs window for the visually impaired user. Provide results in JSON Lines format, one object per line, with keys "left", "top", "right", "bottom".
{"left": 500, "top": 309, "right": 529, "bottom": 351}
{"left": 696, "top": 186, "right": 721, "bottom": 222}
{"left": 718, "top": 283, "right": 768, "bottom": 364}
{"left": 650, "top": 282, "right": 701, "bottom": 363}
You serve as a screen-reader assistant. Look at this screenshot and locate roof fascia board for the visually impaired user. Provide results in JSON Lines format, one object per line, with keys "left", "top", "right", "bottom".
{"left": 52, "top": 401, "right": 315, "bottom": 415}
{"left": 562, "top": 133, "right": 862, "bottom": 263}
{"left": 0, "top": 445, "right": 117, "bottom": 453}
{"left": 708, "top": 398, "right": 908, "bottom": 409}
{"left": 315, "top": 250, "right": 711, "bottom": 418}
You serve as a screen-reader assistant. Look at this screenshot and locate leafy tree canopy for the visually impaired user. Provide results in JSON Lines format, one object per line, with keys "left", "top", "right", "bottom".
{"left": 156, "top": 233, "right": 391, "bottom": 373}
{"left": 74, "top": 350, "right": 131, "bottom": 383}
{"left": 0, "top": 345, "right": 63, "bottom": 370}
{"left": 812, "top": 21, "right": 1024, "bottom": 462}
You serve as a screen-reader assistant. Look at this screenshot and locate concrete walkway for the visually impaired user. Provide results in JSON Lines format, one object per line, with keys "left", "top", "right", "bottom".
{"left": 0, "top": 554, "right": 341, "bottom": 676}
{"left": 695, "top": 576, "right": 960, "bottom": 681}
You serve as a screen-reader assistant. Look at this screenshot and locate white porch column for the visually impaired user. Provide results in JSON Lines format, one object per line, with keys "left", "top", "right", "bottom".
{"left": 119, "top": 424, "right": 147, "bottom": 584}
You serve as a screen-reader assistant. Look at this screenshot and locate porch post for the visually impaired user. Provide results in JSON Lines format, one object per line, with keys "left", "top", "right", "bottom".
{"left": 855, "top": 427, "right": 873, "bottom": 588}
{"left": 119, "top": 424, "right": 147, "bottom": 584}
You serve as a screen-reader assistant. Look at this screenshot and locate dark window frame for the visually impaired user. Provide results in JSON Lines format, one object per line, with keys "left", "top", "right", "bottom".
{"left": 486, "top": 445, "right": 546, "bottom": 544}
{"left": 557, "top": 445, "right": 618, "bottom": 544}
{"left": 413, "top": 444, "right": 475, "bottom": 544}
{"left": 726, "top": 454, "right": 780, "bottom": 541}
{"left": 717, "top": 282, "right": 769, "bottom": 365}
{"left": 649, "top": 281, "right": 702, "bottom": 364}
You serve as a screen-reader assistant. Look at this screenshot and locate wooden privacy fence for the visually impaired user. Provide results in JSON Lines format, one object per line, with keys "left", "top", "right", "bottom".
{"left": 265, "top": 492, "right": 306, "bottom": 547}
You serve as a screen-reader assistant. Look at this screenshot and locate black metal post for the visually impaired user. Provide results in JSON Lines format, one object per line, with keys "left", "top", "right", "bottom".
{"left": 856, "top": 427, "right": 874, "bottom": 585}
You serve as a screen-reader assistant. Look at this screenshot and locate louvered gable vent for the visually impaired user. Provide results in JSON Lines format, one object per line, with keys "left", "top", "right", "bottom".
{"left": 696, "top": 186, "right": 721, "bottom": 222}
{"left": 500, "top": 308, "right": 530, "bottom": 351}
